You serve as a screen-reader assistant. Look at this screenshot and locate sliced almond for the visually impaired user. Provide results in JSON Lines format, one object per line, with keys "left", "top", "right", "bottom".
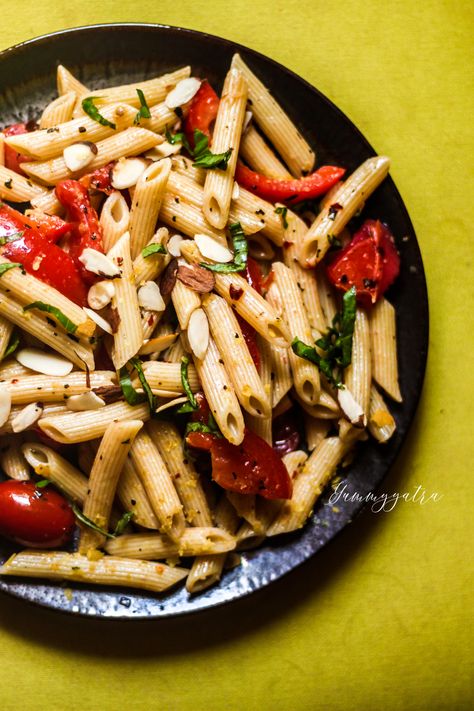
{"left": 243, "top": 110, "right": 253, "bottom": 133}
{"left": 11, "top": 402, "right": 43, "bottom": 433}
{"left": 138, "top": 281, "right": 166, "bottom": 312}
{"left": 87, "top": 280, "right": 115, "bottom": 310}
{"left": 154, "top": 396, "right": 188, "bottom": 415}
{"left": 16, "top": 348, "right": 73, "bottom": 377}
{"left": 167, "top": 234, "right": 184, "bottom": 257}
{"left": 63, "top": 141, "right": 97, "bottom": 172}
{"left": 177, "top": 264, "right": 215, "bottom": 293}
{"left": 66, "top": 391, "right": 106, "bottom": 411}
{"left": 139, "top": 332, "right": 178, "bottom": 356}
{"left": 187, "top": 308, "right": 209, "bottom": 360}
{"left": 231, "top": 181, "right": 240, "bottom": 201}
{"left": 0, "top": 386, "right": 12, "bottom": 427}
{"left": 145, "top": 141, "right": 182, "bottom": 160}
{"left": 194, "top": 234, "right": 233, "bottom": 263}
{"left": 165, "top": 77, "right": 201, "bottom": 109}
{"left": 83, "top": 307, "right": 113, "bottom": 335}
{"left": 338, "top": 387, "right": 367, "bottom": 428}
{"left": 111, "top": 157, "right": 148, "bottom": 190}
{"left": 160, "top": 258, "right": 179, "bottom": 296}
{"left": 79, "top": 248, "right": 121, "bottom": 278}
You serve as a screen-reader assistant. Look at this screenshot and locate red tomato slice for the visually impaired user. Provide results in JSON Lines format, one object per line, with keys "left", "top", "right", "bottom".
{"left": 184, "top": 81, "right": 220, "bottom": 148}
{"left": 210, "top": 428, "right": 292, "bottom": 500}
{"left": 79, "top": 162, "right": 115, "bottom": 195}
{"left": 0, "top": 481, "right": 75, "bottom": 548}
{"left": 186, "top": 431, "right": 215, "bottom": 451}
{"left": 327, "top": 219, "right": 400, "bottom": 306}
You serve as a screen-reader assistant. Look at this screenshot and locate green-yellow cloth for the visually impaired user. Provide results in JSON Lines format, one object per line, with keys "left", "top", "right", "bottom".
{"left": 0, "top": 2, "right": 472, "bottom": 709}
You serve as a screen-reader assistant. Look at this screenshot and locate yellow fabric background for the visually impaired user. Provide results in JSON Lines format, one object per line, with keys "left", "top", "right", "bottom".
{"left": 0, "top": 2, "right": 473, "bottom": 709}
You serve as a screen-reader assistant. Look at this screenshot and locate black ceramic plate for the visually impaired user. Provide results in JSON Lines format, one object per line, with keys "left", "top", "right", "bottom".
{"left": 0, "top": 24, "right": 428, "bottom": 618}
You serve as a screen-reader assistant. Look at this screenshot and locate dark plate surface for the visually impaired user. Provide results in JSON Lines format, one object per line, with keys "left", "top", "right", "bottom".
{"left": 0, "top": 23, "right": 428, "bottom": 619}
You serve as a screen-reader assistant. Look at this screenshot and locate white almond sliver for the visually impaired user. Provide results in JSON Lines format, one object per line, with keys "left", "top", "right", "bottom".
{"left": 165, "top": 77, "right": 201, "bottom": 109}
{"left": 83, "top": 307, "right": 113, "bottom": 335}
{"left": 145, "top": 142, "right": 182, "bottom": 160}
{"left": 12, "top": 402, "right": 43, "bottom": 433}
{"left": 16, "top": 348, "right": 73, "bottom": 377}
{"left": 194, "top": 234, "right": 233, "bottom": 263}
{"left": 138, "top": 282, "right": 166, "bottom": 312}
{"left": 232, "top": 181, "right": 240, "bottom": 201}
{"left": 187, "top": 308, "right": 209, "bottom": 361}
{"left": 242, "top": 110, "right": 253, "bottom": 133}
{"left": 155, "top": 396, "right": 188, "bottom": 415}
{"left": 79, "top": 248, "right": 120, "bottom": 278}
{"left": 338, "top": 387, "right": 366, "bottom": 428}
{"left": 139, "top": 332, "right": 178, "bottom": 355}
{"left": 167, "top": 234, "right": 184, "bottom": 257}
{"left": 63, "top": 142, "right": 96, "bottom": 172}
{"left": 0, "top": 386, "right": 12, "bottom": 427}
{"left": 111, "top": 157, "right": 148, "bottom": 190}
{"left": 66, "top": 391, "right": 106, "bottom": 412}
{"left": 87, "top": 280, "right": 115, "bottom": 310}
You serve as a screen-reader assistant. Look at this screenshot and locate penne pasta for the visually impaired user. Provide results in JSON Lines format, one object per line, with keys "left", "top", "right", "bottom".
{"left": 239, "top": 124, "right": 292, "bottom": 179}
{"left": 100, "top": 191, "right": 130, "bottom": 252}
{"left": 129, "top": 158, "right": 171, "bottom": 259}
{"left": 39, "top": 91, "right": 77, "bottom": 130}
{"left": 369, "top": 297, "right": 402, "bottom": 402}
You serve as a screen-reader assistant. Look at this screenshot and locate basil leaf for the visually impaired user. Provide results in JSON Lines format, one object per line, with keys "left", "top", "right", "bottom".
{"left": 23, "top": 302, "right": 78, "bottom": 333}
{"left": 118, "top": 365, "right": 146, "bottom": 407}
{"left": 192, "top": 128, "right": 233, "bottom": 170}
{"left": 129, "top": 357, "right": 156, "bottom": 414}
{"left": 291, "top": 337, "right": 342, "bottom": 388}
{"left": 0, "top": 231, "right": 23, "bottom": 246}
{"left": 3, "top": 330, "right": 19, "bottom": 359}
{"left": 141, "top": 243, "right": 167, "bottom": 258}
{"left": 200, "top": 222, "right": 248, "bottom": 274}
{"left": 134, "top": 89, "right": 151, "bottom": 125}
{"left": 339, "top": 286, "right": 357, "bottom": 367}
{"left": 0, "top": 262, "right": 22, "bottom": 277}
{"left": 72, "top": 503, "right": 115, "bottom": 539}
{"left": 275, "top": 206, "right": 288, "bottom": 229}
{"left": 35, "top": 479, "right": 51, "bottom": 489}
{"left": 81, "top": 97, "right": 116, "bottom": 129}
{"left": 113, "top": 511, "right": 135, "bottom": 536}
{"left": 177, "top": 356, "right": 198, "bottom": 413}
{"left": 165, "top": 126, "right": 191, "bottom": 153}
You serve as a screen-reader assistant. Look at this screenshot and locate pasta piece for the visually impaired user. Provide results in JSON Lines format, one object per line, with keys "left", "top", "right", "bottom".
{"left": 272, "top": 262, "right": 321, "bottom": 405}
{"left": 57, "top": 64, "right": 88, "bottom": 96}
{"left": 193, "top": 336, "right": 245, "bottom": 445}
{"left": 100, "top": 191, "right": 130, "bottom": 252}
{"left": 22, "top": 127, "right": 161, "bottom": 185}
{"left": 159, "top": 192, "right": 227, "bottom": 245}
{"left": 0, "top": 551, "right": 189, "bottom": 594}
{"left": 22, "top": 442, "right": 88, "bottom": 503}
{"left": 368, "top": 385, "right": 396, "bottom": 443}
{"left": 140, "top": 361, "right": 200, "bottom": 393}
{"left": 304, "top": 415, "right": 331, "bottom": 451}
{"left": 299, "top": 156, "right": 390, "bottom": 266}
{"left": 0, "top": 316, "right": 14, "bottom": 361}
{"left": 239, "top": 125, "right": 292, "bottom": 178}
{"left": 203, "top": 293, "right": 270, "bottom": 418}
{"left": 130, "top": 427, "right": 185, "bottom": 540}
{"left": 5, "top": 370, "right": 113, "bottom": 405}
{"left": 226, "top": 492, "right": 262, "bottom": 535}
{"left": 79, "top": 420, "right": 143, "bottom": 552}
{"left": 108, "top": 232, "right": 142, "bottom": 369}
{"left": 0, "top": 133, "right": 5, "bottom": 166}
{"left": 344, "top": 309, "right": 371, "bottom": 419}
{"left": 231, "top": 53, "right": 315, "bottom": 175}
{"left": 317, "top": 268, "right": 339, "bottom": 328}
{"left": 171, "top": 279, "right": 201, "bottom": 330}
{"left": 105, "top": 527, "right": 236, "bottom": 558}
{"left": 148, "top": 419, "right": 212, "bottom": 526}
{"left": 0, "top": 165, "right": 47, "bottom": 202}
{"left": 118, "top": 458, "right": 160, "bottom": 530}
{"left": 369, "top": 297, "right": 401, "bottom": 402}
{"left": 132, "top": 227, "right": 170, "bottom": 285}
{"left": 30, "top": 190, "right": 63, "bottom": 215}
{"left": 129, "top": 158, "right": 171, "bottom": 259}
{"left": 203, "top": 68, "right": 248, "bottom": 228}
{"left": 0, "top": 435, "right": 30, "bottom": 480}
{"left": 39, "top": 91, "right": 76, "bottom": 130}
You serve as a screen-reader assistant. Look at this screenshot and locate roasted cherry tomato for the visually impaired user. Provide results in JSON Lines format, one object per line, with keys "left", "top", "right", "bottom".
{"left": 186, "top": 431, "right": 215, "bottom": 451}
{"left": 0, "top": 480, "right": 75, "bottom": 548}
{"left": 79, "top": 162, "right": 115, "bottom": 195}
{"left": 272, "top": 409, "right": 301, "bottom": 457}
{"left": 3, "top": 122, "right": 36, "bottom": 176}
{"left": 184, "top": 81, "right": 220, "bottom": 148}
{"left": 327, "top": 219, "right": 400, "bottom": 306}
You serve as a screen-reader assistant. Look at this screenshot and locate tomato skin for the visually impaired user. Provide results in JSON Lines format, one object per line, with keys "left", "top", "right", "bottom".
{"left": 0, "top": 481, "right": 75, "bottom": 548}
{"left": 327, "top": 219, "right": 400, "bottom": 306}
{"left": 210, "top": 428, "right": 293, "bottom": 500}
{"left": 79, "top": 162, "right": 115, "bottom": 195}
{"left": 184, "top": 81, "right": 220, "bottom": 147}
{"left": 186, "top": 431, "right": 215, "bottom": 451}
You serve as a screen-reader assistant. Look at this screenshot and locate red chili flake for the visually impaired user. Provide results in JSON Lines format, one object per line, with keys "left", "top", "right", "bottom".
{"left": 229, "top": 285, "right": 244, "bottom": 300}
{"left": 283, "top": 240, "right": 293, "bottom": 249}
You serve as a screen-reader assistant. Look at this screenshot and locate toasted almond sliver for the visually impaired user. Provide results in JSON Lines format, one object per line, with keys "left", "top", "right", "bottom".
{"left": 66, "top": 391, "right": 106, "bottom": 412}
{"left": 0, "top": 386, "right": 12, "bottom": 427}
{"left": 79, "top": 248, "right": 121, "bottom": 278}
{"left": 243, "top": 110, "right": 253, "bottom": 133}
{"left": 338, "top": 387, "right": 366, "bottom": 428}
{"left": 155, "top": 396, "right": 188, "bottom": 414}
{"left": 194, "top": 234, "right": 233, "bottom": 263}
{"left": 111, "top": 157, "right": 148, "bottom": 190}
{"left": 167, "top": 234, "right": 184, "bottom": 257}
{"left": 16, "top": 348, "right": 73, "bottom": 377}
{"left": 83, "top": 307, "right": 113, "bottom": 335}
{"left": 145, "top": 142, "right": 182, "bottom": 160}
{"left": 232, "top": 181, "right": 240, "bottom": 201}
{"left": 139, "top": 333, "right": 178, "bottom": 356}
{"left": 87, "top": 280, "right": 115, "bottom": 310}
{"left": 63, "top": 142, "right": 97, "bottom": 172}
{"left": 11, "top": 402, "right": 43, "bottom": 433}
{"left": 187, "top": 308, "right": 209, "bottom": 360}
{"left": 138, "top": 281, "right": 166, "bottom": 312}
{"left": 165, "top": 77, "right": 201, "bottom": 109}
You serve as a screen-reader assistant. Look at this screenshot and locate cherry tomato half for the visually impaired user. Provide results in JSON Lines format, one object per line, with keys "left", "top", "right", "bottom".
{"left": 0, "top": 481, "right": 75, "bottom": 548}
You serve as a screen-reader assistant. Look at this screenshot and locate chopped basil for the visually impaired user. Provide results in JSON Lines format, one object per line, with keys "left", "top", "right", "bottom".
{"left": 113, "top": 511, "right": 135, "bottom": 536}
{"left": 130, "top": 356, "right": 156, "bottom": 414}
{"left": 165, "top": 126, "right": 191, "bottom": 152}
{"left": 118, "top": 358, "right": 156, "bottom": 414}
{"left": 0, "top": 231, "right": 23, "bottom": 246}
{"left": 35, "top": 479, "right": 51, "bottom": 489}
{"left": 72, "top": 503, "right": 115, "bottom": 539}
{"left": 327, "top": 234, "right": 342, "bottom": 251}
{"left": 201, "top": 222, "right": 248, "bottom": 274}
{"left": 134, "top": 89, "right": 151, "bottom": 125}
{"left": 275, "top": 206, "right": 289, "bottom": 229}
{"left": 3, "top": 330, "right": 19, "bottom": 359}
{"left": 185, "top": 417, "right": 222, "bottom": 438}
{"left": 0, "top": 262, "right": 22, "bottom": 277}
{"left": 141, "top": 243, "right": 167, "bottom": 258}
{"left": 192, "top": 129, "right": 232, "bottom": 170}
{"left": 23, "top": 302, "right": 78, "bottom": 333}
{"left": 81, "top": 97, "right": 116, "bottom": 129}
{"left": 177, "top": 356, "right": 198, "bottom": 413}
{"left": 291, "top": 286, "right": 357, "bottom": 388}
